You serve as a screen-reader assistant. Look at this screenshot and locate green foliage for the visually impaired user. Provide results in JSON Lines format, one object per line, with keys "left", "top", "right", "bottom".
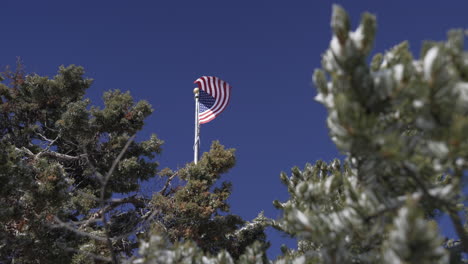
{"left": 382, "top": 199, "right": 448, "bottom": 264}
{"left": 134, "top": 234, "right": 268, "bottom": 264}
{"left": 0, "top": 65, "right": 163, "bottom": 262}
{"left": 149, "top": 142, "right": 268, "bottom": 260}
{"left": 274, "top": 4, "right": 468, "bottom": 263}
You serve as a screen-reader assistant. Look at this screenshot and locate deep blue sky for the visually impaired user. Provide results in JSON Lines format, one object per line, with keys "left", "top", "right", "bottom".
{"left": 2, "top": 0, "right": 468, "bottom": 258}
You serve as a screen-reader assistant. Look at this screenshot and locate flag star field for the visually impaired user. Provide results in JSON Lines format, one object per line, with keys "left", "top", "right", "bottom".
{"left": 199, "top": 90, "right": 216, "bottom": 114}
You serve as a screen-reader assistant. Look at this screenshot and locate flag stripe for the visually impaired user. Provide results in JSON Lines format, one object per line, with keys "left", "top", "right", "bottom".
{"left": 195, "top": 76, "right": 232, "bottom": 124}
{"left": 199, "top": 81, "right": 227, "bottom": 119}
{"left": 201, "top": 77, "right": 221, "bottom": 118}
{"left": 210, "top": 80, "right": 228, "bottom": 116}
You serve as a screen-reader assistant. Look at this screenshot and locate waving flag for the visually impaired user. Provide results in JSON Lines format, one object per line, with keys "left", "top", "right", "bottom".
{"left": 194, "top": 76, "right": 232, "bottom": 124}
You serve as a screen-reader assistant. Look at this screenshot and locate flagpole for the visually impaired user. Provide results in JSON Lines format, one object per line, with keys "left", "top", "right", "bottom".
{"left": 193, "top": 87, "right": 200, "bottom": 164}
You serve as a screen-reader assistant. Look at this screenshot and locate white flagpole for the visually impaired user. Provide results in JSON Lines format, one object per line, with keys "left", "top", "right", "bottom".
{"left": 193, "top": 88, "right": 200, "bottom": 164}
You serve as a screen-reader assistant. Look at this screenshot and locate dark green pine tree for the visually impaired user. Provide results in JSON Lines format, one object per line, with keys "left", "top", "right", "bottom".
{"left": 148, "top": 141, "right": 269, "bottom": 260}
{"left": 133, "top": 142, "right": 271, "bottom": 264}
{"left": 0, "top": 64, "right": 163, "bottom": 263}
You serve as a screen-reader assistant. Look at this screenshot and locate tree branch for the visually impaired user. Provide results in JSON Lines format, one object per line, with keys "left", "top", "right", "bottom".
{"left": 403, "top": 162, "right": 468, "bottom": 253}
{"left": 448, "top": 209, "right": 468, "bottom": 253}
{"left": 77, "top": 195, "right": 148, "bottom": 229}
{"left": 62, "top": 246, "right": 112, "bottom": 263}
{"left": 158, "top": 172, "right": 178, "bottom": 195}
{"left": 100, "top": 134, "right": 136, "bottom": 264}
{"left": 15, "top": 146, "right": 86, "bottom": 161}
{"left": 36, "top": 132, "right": 60, "bottom": 152}
{"left": 37, "top": 151, "right": 87, "bottom": 161}
{"left": 51, "top": 216, "right": 107, "bottom": 242}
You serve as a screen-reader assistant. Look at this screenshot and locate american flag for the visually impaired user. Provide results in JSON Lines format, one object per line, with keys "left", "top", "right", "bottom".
{"left": 194, "top": 76, "right": 232, "bottom": 124}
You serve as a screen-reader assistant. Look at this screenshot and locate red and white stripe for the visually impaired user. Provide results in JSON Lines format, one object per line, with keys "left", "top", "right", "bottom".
{"left": 194, "top": 76, "right": 232, "bottom": 124}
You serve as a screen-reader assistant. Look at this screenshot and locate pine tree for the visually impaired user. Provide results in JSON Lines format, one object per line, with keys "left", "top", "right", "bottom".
{"left": 135, "top": 142, "right": 270, "bottom": 263}
{"left": 0, "top": 64, "right": 163, "bottom": 263}
{"left": 273, "top": 5, "right": 468, "bottom": 263}
{"left": 150, "top": 141, "right": 268, "bottom": 259}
